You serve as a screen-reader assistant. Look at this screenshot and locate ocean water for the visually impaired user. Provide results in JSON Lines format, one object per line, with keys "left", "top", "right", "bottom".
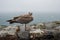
{"left": 0, "top": 12, "right": 60, "bottom": 26}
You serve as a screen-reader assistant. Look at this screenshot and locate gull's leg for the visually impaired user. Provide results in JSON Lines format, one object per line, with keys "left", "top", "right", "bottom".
{"left": 25, "top": 24, "right": 26, "bottom": 31}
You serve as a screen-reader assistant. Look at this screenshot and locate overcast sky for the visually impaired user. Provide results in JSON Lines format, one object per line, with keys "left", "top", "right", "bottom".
{"left": 0, "top": 0, "right": 60, "bottom": 13}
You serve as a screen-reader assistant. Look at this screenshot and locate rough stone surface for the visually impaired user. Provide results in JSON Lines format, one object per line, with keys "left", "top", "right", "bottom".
{"left": 0, "top": 35, "right": 17, "bottom": 40}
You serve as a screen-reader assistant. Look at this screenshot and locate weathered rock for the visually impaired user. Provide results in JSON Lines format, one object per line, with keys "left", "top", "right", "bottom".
{"left": 0, "top": 35, "right": 17, "bottom": 40}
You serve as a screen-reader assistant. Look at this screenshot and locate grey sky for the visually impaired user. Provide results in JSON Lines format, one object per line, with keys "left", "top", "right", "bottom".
{"left": 0, "top": 0, "right": 60, "bottom": 12}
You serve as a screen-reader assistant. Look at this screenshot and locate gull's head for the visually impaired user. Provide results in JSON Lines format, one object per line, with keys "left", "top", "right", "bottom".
{"left": 28, "top": 12, "right": 32, "bottom": 16}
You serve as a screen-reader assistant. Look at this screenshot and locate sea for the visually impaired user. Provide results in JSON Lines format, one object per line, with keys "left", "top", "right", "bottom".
{"left": 0, "top": 12, "right": 60, "bottom": 26}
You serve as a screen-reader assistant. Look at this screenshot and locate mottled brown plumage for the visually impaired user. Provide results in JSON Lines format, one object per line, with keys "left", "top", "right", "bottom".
{"left": 7, "top": 12, "right": 33, "bottom": 24}
{"left": 7, "top": 12, "right": 33, "bottom": 31}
